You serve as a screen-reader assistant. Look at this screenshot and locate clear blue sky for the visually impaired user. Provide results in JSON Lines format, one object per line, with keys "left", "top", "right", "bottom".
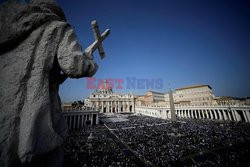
{"left": 55, "top": 0, "right": 250, "bottom": 102}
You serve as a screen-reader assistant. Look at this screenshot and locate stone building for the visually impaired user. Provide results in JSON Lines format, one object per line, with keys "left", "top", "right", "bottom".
{"left": 136, "top": 85, "right": 215, "bottom": 107}
{"left": 87, "top": 82, "right": 135, "bottom": 113}
{"left": 214, "top": 96, "right": 250, "bottom": 106}
{"left": 164, "top": 85, "right": 214, "bottom": 106}
{"left": 135, "top": 91, "right": 165, "bottom": 106}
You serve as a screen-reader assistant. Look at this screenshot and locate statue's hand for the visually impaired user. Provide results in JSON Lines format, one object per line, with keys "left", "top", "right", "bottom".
{"left": 83, "top": 55, "right": 98, "bottom": 77}
{"left": 85, "top": 51, "right": 94, "bottom": 60}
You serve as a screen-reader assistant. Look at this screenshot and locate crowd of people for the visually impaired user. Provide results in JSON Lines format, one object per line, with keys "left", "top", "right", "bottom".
{"left": 64, "top": 125, "right": 136, "bottom": 167}
{"left": 64, "top": 114, "right": 250, "bottom": 166}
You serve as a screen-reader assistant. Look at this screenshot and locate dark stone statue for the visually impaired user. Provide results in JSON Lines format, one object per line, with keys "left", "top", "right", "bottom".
{"left": 0, "top": 0, "right": 109, "bottom": 166}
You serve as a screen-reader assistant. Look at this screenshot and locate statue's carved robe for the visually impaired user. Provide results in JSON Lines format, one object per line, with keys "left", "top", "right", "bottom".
{"left": 0, "top": 1, "right": 98, "bottom": 166}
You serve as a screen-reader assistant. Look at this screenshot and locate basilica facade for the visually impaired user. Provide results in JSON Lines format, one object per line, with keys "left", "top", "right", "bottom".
{"left": 86, "top": 83, "right": 135, "bottom": 113}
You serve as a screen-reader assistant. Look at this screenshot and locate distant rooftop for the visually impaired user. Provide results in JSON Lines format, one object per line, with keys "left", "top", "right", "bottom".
{"left": 176, "top": 84, "right": 212, "bottom": 90}
{"left": 147, "top": 90, "right": 164, "bottom": 95}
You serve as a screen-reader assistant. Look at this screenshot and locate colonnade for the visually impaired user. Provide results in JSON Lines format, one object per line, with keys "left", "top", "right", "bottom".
{"left": 63, "top": 111, "right": 99, "bottom": 130}
{"left": 136, "top": 106, "right": 250, "bottom": 123}
{"left": 92, "top": 100, "right": 135, "bottom": 113}
{"left": 172, "top": 108, "right": 250, "bottom": 122}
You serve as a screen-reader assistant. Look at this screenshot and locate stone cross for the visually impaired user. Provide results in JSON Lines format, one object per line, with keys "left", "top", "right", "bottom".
{"left": 85, "top": 20, "right": 110, "bottom": 59}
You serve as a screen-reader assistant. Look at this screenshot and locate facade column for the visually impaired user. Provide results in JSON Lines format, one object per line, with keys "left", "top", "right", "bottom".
{"left": 90, "top": 114, "right": 93, "bottom": 125}
{"left": 96, "top": 101, "right": 99, "bottom": 111}
{"left": 107, "top": 101, "right": 110, "bottom": 113}
{"left": 125, "top": 101, "right": 127, "bottom": 112}
{"left": 101, "top": 101, "right": 104, "bottom": 113}
{"left": 117, "top": 101, "right": 120, "bottom": 113}
{"left": 96, "top": 113, "right": 99, "bottom": 124}
{"left": 113, "top": 101, "right": 115, "bottom": 112}
{"left": 128, "top": 101, "right": 130, "bottom": 112}
{"left": 110, "top": 101, "right": 112, "bottom": 112}
{"left": 132, "top": 100, "right": 135, "bottom": 113}
{"left": 110, "top": 101, "right": 113, "bottom": 112}
{"left": 116, "top": 101, "right": 118, "bottom": 113}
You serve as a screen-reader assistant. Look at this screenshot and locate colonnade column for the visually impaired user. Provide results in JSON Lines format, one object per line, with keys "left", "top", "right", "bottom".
{"left": 245, "top": 110, "right": 250, "bottom": 123}
{"left": 101, "top": 101, "right": 104, "bottom": 113}
{"left": 222, "top": 110, "right": 227, "bottom": 120}
{"left": 243, "top": 110, "right": 249, "bottom": 123}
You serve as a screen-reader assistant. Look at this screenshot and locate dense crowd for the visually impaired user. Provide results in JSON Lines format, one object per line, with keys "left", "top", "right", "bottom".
{"left": 107, "top": 115, "right": 250, "bottom": 166}
{"left": 64, "top": 114, "right": 250, "bottom": 166}
{"left": 64, "top": 125, "right": 136, "bottom": 167}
